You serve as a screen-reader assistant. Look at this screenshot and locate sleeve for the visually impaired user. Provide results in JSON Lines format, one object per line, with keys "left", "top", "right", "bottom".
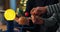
{"left": 43, "top": 3, "right": 60, "bottom": 27}
{"left": 43, "top": 13, "right": 58, "bottom": 27}
{"left": 47, "top": 3, "right": 60, "bottom": 16}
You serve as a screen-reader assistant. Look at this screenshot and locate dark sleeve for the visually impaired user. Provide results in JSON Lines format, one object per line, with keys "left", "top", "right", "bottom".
{"left": 43, "top": 3, "right": 60, "bottom": 27}
{"left": 25, "top": 0, "right": 34, "bottom": 15}
{"left": 47, "top": 3, "right": 60, "bottom": 16}
{"left": 43, "top": 13, "right": 58, "bottom": 27}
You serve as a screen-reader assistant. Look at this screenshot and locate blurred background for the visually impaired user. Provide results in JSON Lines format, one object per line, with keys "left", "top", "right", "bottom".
{"left": 0, "top": 0, "right": 60, "bottom": 32}
{"left": 0, "top": 0, "right": 28, "bottom": 32}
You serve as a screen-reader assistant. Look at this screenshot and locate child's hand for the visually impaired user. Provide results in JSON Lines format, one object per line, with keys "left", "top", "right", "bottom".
{"left": 15, "top": 16, "right": 29, "bottom": 25}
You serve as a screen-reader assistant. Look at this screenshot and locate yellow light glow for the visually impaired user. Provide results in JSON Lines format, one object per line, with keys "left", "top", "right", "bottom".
{"left": 4, "top": 9, "right": 16, "bottom": 21}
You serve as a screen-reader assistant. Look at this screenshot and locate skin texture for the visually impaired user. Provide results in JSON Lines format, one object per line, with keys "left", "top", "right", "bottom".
{"left": 15, "top": 6, "right": 47, "bottom": 25}
{"left": 30, "top": 6, "right": 47, "bottom": 16}
{"left": 31, "top": 15, "right": 44, "bottom": 24}
{"left": 14, "top": 16, "right": 30, "bottom": 25}
{"left": 30, "top": 6, "right": 47, "bottom": 24}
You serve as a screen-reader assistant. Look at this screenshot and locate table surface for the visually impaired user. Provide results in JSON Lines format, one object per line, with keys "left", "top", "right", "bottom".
{"left": 0, "top": 25, "right": 20, "bottom": 31}
{"left": 0, "top": 25, "right": 7, "bottom": 31}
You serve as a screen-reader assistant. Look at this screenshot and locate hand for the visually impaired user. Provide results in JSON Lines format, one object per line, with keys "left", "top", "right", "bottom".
{"left": 30, "top": 6, "right": 47, "bottom": 16}
{"left": 14, "top": 16, "right": 29, "bottom": 25}
{"left": 30, "top": 8, "right": 37, "bottom": 15}
{"left": 31, "top": 15, "right": 44, "bottom": 24}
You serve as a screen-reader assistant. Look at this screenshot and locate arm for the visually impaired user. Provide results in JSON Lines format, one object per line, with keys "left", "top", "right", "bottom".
{"left": 47, "top": 3, "right": 60, "bottom": 16}
{"left": 44, "top": 3, "right": 60, "bottom": 27}
{"left": 30, "top": 3, "right": 60, "bottom": 26}
{"left": 43, "top": 13, "right": 58, "bottom": 27}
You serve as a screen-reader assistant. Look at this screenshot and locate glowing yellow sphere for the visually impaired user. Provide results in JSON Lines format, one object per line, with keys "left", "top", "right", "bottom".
{"left": 4, "top": 9, "right": 16, "bottom": 21}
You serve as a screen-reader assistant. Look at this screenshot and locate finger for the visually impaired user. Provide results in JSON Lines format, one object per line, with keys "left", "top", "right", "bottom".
{"left": 34, "top": 7, "right": 41, "bottom": 14}
{"left": 30, "top": 8, "right": 36, "bottom": 14}
{"left": 30, "top": 8, "right": 35, "bottom": 13}
{"left": 30, "top": 7, "right": 40, "bottom": 15}
{"left": 33, "top": 16, "right": 44, "bottom": 24}
{"left": 31, "top": 15, "right": 37, "bottom": 23}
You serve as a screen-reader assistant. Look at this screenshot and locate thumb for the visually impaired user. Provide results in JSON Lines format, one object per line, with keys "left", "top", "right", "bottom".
{"left": 30, "top": 8, "right": 36, "bottom": 14}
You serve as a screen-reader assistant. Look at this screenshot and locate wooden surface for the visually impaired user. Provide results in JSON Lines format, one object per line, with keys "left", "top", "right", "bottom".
{"left": 0, "top": 25, "right": 7, "bottom": 31}
{"left": 0, "top": 25, "right": 19, "bottom": 31}
{"left": 0, "top": 25, "right": 30, "bottom": 32}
